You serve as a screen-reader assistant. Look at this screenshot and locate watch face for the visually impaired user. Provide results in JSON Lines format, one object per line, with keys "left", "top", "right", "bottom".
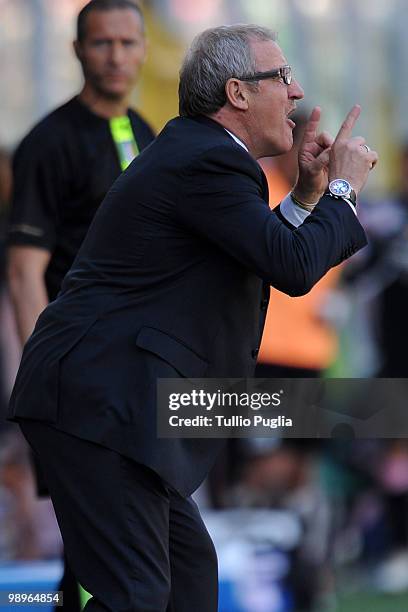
{"left": 329, "top": 179, "right": 351, "bottom": 197}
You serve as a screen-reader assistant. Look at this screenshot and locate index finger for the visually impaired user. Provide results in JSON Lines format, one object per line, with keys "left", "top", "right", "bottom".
{"left": 300, "top": 106, "right": 322, "bottom": 145}
{"left": 334, "top": 104, "right": 361, "bottom": 142}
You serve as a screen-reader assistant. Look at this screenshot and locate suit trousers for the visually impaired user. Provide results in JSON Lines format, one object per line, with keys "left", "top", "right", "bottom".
{"left": 19, "top": 421, "right": 218, "bottom": 612}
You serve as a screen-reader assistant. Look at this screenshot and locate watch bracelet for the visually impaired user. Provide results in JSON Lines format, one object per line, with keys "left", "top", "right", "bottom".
{"left": 324, "top": 190, "right": 357, "bottom": 208}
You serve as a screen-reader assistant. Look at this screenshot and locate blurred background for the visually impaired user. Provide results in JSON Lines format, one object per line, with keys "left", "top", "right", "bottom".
{"left": 1, "top": 0, "right": 408, "bottom": 610}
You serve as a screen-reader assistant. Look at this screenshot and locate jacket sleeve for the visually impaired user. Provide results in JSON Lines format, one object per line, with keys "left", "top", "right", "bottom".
{"left": 175, "top": 144, "right": 367, "bottom": 297}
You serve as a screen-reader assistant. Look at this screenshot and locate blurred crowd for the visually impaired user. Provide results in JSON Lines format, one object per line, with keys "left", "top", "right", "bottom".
{"left": 1, "top": 1, "right": 408, "bottom": 611}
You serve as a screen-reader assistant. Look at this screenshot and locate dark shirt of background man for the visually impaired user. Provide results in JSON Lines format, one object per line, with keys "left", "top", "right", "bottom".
{"left": 8, "top": 97, "right": 154, "bottom": 300}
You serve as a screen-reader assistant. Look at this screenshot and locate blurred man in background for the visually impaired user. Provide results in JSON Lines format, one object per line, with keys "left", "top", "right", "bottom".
{"left": 7, "top": 0, "right": 154, "bottom": 341}
{"left": 6, "top": 1, "right": 154, "bottom": 608}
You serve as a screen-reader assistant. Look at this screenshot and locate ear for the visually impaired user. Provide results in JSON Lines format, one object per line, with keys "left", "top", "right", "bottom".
{"left": 225, "top": 78, "right": 250, "bottom": 111}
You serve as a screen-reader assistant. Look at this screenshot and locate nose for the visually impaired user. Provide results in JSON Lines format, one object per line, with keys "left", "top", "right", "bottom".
{"left": 109, "top": 42, "right": 125, "bottom": 65}
{"left": 288, "top": 79, "right": 304, "bottom": 101}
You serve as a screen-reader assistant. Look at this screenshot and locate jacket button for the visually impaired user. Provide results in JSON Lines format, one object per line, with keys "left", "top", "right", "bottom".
{"left": 260, "top": 298, "right": 268, "bottom": 311}
{"left": 252, "top": 348, "right": 259, "bottom": 359}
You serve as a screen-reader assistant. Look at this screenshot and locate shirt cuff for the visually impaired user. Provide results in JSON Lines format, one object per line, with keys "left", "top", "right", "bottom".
{"left": 280, "top": 193, "right": 358, "bottom": 227}
{"left": 279, "top": 193, "right": 311, "bottom": 228}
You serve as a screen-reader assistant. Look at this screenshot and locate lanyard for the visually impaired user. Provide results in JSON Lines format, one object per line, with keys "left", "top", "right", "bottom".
{"left": 109, "top": 115, "right": 139, "bottom": 171}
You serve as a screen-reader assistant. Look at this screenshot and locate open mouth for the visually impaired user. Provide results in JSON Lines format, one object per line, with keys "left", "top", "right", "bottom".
{"left": 286, "top": 108, "right": 296, "bottom": 128}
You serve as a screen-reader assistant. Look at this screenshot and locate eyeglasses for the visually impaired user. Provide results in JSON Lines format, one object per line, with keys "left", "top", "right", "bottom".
{"left": 237, "top": 65, "right": 292, "bottom": 85}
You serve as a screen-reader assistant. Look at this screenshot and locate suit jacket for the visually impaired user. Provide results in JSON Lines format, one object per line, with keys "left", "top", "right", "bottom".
{"left": 9, "top": 116, "right": 367, "bottom": 496}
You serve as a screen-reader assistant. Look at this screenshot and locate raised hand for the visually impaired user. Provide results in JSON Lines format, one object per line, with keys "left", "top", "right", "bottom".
{"left": 292, "top": 106, "right": 334, "bottom": 206}
{"left": 329, "top": 104, "right": 378, "bottom": 195}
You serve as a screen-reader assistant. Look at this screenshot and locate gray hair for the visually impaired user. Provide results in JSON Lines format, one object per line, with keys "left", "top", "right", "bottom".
{"left": 179, "top": 24, "right": 276, "bottom": 117}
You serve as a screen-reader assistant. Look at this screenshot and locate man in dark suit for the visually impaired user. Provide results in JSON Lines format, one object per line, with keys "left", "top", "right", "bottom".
{"left": 9, "top": 24, "right": 377, "bottom": 611}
